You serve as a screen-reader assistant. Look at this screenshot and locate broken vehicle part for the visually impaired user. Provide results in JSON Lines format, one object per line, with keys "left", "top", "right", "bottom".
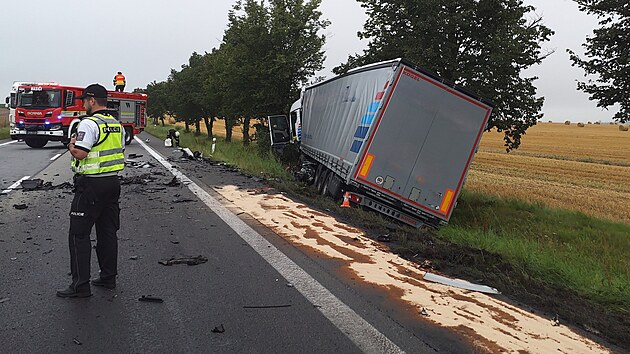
{"left": 138, "top": 295, "right": 164, "bottom": 303}
{"left": 158, "top": 255, "right": 208, "bottom": 266}
{"left": 423, "top": 272, "right": 499, "bottom": 294}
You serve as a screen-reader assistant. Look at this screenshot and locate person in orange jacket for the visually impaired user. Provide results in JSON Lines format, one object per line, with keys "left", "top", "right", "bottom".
{"left": 113, "top": 72, "right": 126, "bottom": 92}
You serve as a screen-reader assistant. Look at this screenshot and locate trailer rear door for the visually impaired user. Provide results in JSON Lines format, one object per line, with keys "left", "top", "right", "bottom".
{"left": 354, "top": 66, "right": 492, "bottom": 221}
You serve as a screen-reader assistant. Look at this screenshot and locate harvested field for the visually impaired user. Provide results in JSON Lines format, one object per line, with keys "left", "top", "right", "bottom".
{"left": 0, "top": 108, "right": 9, "bottom": 128}
{"left": 469, "top": 122, "right": 630, "bottom": 223}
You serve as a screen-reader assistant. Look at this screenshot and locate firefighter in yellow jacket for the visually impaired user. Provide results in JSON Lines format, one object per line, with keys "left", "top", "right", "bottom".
{"left": 57, "top": 84, "right": 125, "bottom": 298}
{"left": 113, "top": 71, "right": 126, "bottom": 92}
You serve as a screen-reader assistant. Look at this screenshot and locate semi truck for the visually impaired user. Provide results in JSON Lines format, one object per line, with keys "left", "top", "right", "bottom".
{"left": 8, "top": 83, "right": 147, "bottom": 148}
{"left": 269, "top": 59, "right": 494, "bottom": 228}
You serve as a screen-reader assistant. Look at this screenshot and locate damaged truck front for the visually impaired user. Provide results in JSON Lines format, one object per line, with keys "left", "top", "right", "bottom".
{"left": 269, "top": 59, "right": 494, "bottom": 228}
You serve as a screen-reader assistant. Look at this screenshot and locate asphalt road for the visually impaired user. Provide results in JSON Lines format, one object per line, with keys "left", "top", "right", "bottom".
{"left": 0, "top": 133, "right": 472, "bottom": 353}
{"left": 0, "top": 139, "right": 66, "bottom": 192}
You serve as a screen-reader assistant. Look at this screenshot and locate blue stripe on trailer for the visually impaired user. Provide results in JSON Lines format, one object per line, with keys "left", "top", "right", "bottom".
{"left": 361, "top": 114, "right": 375, "bottom": 125}
{"left": 350, "top": 140, "right": 363, "bottom": 153}
{"left": 354, "top": 126, "right": 369, "bottom": 139}
{"left": 367, "top": 101, "right": 380, "bottom": 113}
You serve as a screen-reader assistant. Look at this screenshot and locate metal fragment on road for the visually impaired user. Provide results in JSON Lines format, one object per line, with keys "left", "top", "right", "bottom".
{"left": 0, "top": 298, "right": 9, "bottom": 303}
{"left": 130, "top": 255, "right": 138, "bottom": 260}
{"left": 423, "top": 272, "right": 500, "bottom": 294}
{"left": 73, "top": 338, "right": 82, "bottom": 345}
{"left": 13, "top": 204, "right": 28, "bottom": 210}
{"left": 20, "top": 179, "right": 43, "bottom": 191}
{"left": 211, "top": 324, "right": 225, "bottom": 333}
{"left": 138, "top": 295, "right": 164, "bottom": 303}
{"left": 158, "top": 255, "right": 208, "bottom": 266}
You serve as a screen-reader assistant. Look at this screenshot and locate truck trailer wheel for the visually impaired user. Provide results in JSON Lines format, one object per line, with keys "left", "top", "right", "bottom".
{"left": 24, "top": 138, "right": 48, "bottom": 148}
{"left": 317, "top": 169, "right": 330, "bottom": 195}
{"left": 124, "top": 126, "right": 133, "bottom": 145}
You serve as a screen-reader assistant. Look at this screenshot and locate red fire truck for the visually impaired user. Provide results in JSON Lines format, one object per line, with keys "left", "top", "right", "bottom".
{"left": 10, "top": 83, "right": 147, "bottom": 148}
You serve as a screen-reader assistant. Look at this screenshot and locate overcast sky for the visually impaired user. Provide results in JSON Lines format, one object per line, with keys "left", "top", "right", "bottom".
{"left": 0, "top": 0, "right": 618, "bottom": 122}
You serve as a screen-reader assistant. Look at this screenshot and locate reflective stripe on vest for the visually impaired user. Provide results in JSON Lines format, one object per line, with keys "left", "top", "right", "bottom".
{"left": 115, "top": 75, "right": 125, "bottom": 85}
{"left": 72, "top": 114, "right": 125, "bottom": 175}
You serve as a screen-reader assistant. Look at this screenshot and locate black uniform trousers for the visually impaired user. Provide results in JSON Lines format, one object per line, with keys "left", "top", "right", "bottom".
{"left": 68, "top": 175, "right": 120, "bottom": 291}
{"left": 115, "top": 85, "right": 125, "bottom": 92}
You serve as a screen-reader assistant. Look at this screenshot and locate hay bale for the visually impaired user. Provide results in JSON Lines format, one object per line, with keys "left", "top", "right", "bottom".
{"left": 168, "top": 117, "right": 176, "bottom": 124}
{"left": 548, "top": 120, "right": 553, "bottom": 123}
{"left": 594, "top": 121, "right": 600, "bottom": 125}
{"left": 619, "top": 125, "right": 629, "bottom": 131}
{"left": 564, "top": 121, "right": 571, "bottom": 125}
{"left": 577, "top": 122, "right": 585, "bottom": 127}
{"left": 587, "top": 121, "right": 592, "bottom": 124}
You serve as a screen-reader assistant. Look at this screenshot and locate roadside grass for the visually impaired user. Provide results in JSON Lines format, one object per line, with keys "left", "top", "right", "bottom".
{"left": 145, "top": 123, "right": 630, "bottom": 316}
{"left": 0, "top": 127, "right": 9, "bottom": 140}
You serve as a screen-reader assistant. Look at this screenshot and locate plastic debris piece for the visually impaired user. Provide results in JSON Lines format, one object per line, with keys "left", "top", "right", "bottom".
{"left": 158, "top": 255, "right": 208, "bottom": 266}
{"left": 0, "top": 298, "right": 9, "bottom": 304}
{"left": 21, "top": 179, "right": 43, "bottom": 191}
{"left": 13, "top": 204, "right": 28, "bottom": 210}
{"left": 420, "top": 308, "right": 430, "bottom": 316}
{"left": 551, "top": 314, "right": 560, "bottom": 326}
{"left": 423, "top": 272, "right": 500, "bottom": 294}
{"left": 130, "top": 256, "right": 138, "bottom": 260}
{"left": 211, "top": 324, "right": 225, "bottom": 333}
{"left": 73, "top": 338, "right": 82, "bottom": 345}
{"left": 164, "top": 177, "right": 181, "bottom": 187}
{"left": 138, "top": 295, "right": 164, "bottom": 303}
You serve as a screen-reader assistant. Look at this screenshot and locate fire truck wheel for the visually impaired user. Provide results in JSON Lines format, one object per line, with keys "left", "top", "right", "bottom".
{"left": 124, "top": 126, "right": 133, "bottom": 145}
{"left": 24, "top": 138, "right": 48, "bottom": 149}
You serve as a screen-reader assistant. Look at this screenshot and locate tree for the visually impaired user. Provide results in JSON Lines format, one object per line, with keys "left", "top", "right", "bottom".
{"left": 146, "top": 81, "right": 170, "bottom": 126}
{"left": 568, "top": 0, "right": 630, "bottom": 122}
{"left": 168, "top": 53, "right": 206, "bottom": 134}
{"left": 335, "top": 0, "right": 554, "bottom": 151}
{"left": 219, "top": 0, "right": 329, "bottom": 144}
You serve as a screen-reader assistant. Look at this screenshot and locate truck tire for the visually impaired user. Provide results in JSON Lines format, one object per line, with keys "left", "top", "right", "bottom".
{"left": 326, "top": 173, "right": 343, "bottom": 200}
{"left": 24, "top": 138, "right": 48, "bottom": 148}
{"left": 317, "top": 169, "right": 330, "bottom": 195}
{"left": 124, "top": 126, "right": 133, "bottom": 145}
{"left": 313, "top": 164, "right": 324, "bottom": 187}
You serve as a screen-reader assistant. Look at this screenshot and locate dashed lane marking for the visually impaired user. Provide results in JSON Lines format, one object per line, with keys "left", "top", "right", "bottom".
{"left": 1, "top": 175, "right": 31, "bottom": 195}
{"left": 50, "top": 153, "right": 62, "bottom": 161}
{"left": 135, "top": 136, "right": 405, "bottom": 354}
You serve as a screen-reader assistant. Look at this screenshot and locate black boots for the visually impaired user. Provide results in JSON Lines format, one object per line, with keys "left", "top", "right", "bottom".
{"left": 56, "top": 286, "right": 92, "bottom": 298}
{"left": 91, "top": 277, "right": 116, "bottom": 289}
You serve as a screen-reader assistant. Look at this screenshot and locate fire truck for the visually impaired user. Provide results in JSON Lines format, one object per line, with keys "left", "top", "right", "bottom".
{"left": 9, "top": 83, "right": 147, "bottom": 148}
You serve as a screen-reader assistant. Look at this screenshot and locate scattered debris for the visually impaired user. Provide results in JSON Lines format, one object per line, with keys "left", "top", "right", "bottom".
{"left": 164, "top": 177, "right": 181, "bottom": 187}
{"left": 21, "top": 179, "right": 43, "bottom": 191}
{"left": 172, "top": 198, "right": 194, "bottom": 204}
{"left": 42, "top": 249, "right": 53, "bottom": 255}
{"left": 583, "top": 324, "right": 600, "bottom": 335}
{"left": 13, "top": 204, "right": 28, "bottom": 210}
{"left": 377, "top": 234, "right": 391, "bottom": 242}
{"left": 423, "top": 272, "right": 500, "bottom": 294}
{"left": 145, "top": 138, "right": 150, "bottom": 142}
{"left": 138, "top": 295, "right": 164, "bottom": 303}
{"left": 158, "top": 255, "right": 208, "bottom": 266}
{"left": 130, "top": 256, "right": 138, "bottom": 260}
{"left": 170, "top": 240, "right": 180, "bottom": 245}
{"left": 420, "top": 308, "right": 430, "bottom": 316}
{"left": 73, "top": 338, "right": 82, "bottom": 346}
{"left": 0, "top": 298, "right": 9, "bottom": 304}
{"left": 127, "top": 153, "right": 143, "bottom": 159}
{"left": 286, "top": 283, "right": 294, "bottom": 288}
{"left": 211, "top": 324, "right": 225, "bottom": 334}
{"left": 120, "top": 173, "right": 157, "bottom": 185}
{"left": 243, "top": 304, "right": 292, "bottom": 309}
{"left": 551, "top": 314, "right": 560, "bottom": 326}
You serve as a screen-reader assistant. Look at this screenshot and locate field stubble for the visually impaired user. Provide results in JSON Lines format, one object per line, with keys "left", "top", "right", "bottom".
{"left": 469, "top": 123, "right": 630, "bottom": 223}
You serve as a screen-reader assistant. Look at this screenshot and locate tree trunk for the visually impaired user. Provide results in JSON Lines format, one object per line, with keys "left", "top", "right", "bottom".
{"left": 194, "top": 118, "right": 201, "bottom": 136}
{"left": 203, "top": 117, "right": 214, "bottom": 139}
{"left": 225, "top": 118, "right": 233, "bottom": 143}
{"left": 160, "top": 116, "right": 165, "bottom": 126}
{"left": 153, "top": 115, "right": 158, "bottom": 125}
{"left": 184, "top": 117, "right": 190, "bottom": 132}
{"left": 242, "top": 117, "right": 251, "bottom": 146}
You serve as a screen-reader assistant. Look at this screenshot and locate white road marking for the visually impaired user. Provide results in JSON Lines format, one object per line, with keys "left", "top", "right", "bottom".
{"left": 50, "top": 153, "right": 62, "bottom": 161}
{"left": 135, "top": 137, "right": 404, "bottom": 354}
{"left": 1, "top": 175, "right": 31, "bottom": 195}
{"left": 0, "top": 141, "right": 17, "bottom": 147}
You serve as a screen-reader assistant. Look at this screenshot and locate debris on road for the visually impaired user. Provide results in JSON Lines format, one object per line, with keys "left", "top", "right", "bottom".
{"left": 552, "top": 314, "right": 560, "bottom": 326}
{"left": 130, "top": 255, "right": 138, "bottom": 260}
{"left": 164, "top": 177, "right": 181, "bottom": 187}
{"left": 158, "top": 255, "right": 208, "bottom": 266}
{"left": 286, "top": 283, "right": 294, "bottom": 288}
{"left": 420, "top": 308, "right": 430, "bottom": 317}
{"left": 13, "top": 204, "right": 28, "bottom": 210}
{"left": 172, "top": 198, "right": 194, "bottom": 204}
{"left": 243, "top": 304, "right": 292, "bottom": 309}
{"left": 73, "top": 338, "right": 82, "bottom": 345}
{"left": 120, "top": 173, "right": 157, "bottom": 185}
{"left": 170, "top": 240, "right": 180, "bottom": 245}
{"left": 127, "top": 153, "right": 143, "bottom": 159}
{"left": 42, "top": 249, "right": 53, "bottom": 255}
{"left": 138, "top": 295, "right": 164, "bottom": 303}
{"left": 211, "top": 324, "right": 225, "bottom": 334}
{"left": 20, "top": 179, "right": 43, "bottom": 191}
{"left": 0, "top": 298, "right": 9, "bottom": 304}
{"left": 423, "top": 272, "right": 500, "bottom": 294}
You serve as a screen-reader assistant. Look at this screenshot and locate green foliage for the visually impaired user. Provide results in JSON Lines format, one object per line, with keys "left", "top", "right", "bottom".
{"left": 568, "top": 0, "right": 630, "bottom": 122}
{"left": 0, "top": 127, "right": 9, "bottom": 140}
{"left": 253, "top": 120, "right": 271, "bottom": 157}
{"left": 146, "top": 81, "right": 170, "bottom": 125}
{"left": 335, "top": 0, "right": 554, "bottom": 151}
{"left": 445, "top": 190, "right": 630, "bottom": 311}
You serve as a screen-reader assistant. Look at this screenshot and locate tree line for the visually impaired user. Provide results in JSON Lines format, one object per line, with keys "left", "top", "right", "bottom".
{"left": 145, "top": 0, "right": 628, "bottom": 151}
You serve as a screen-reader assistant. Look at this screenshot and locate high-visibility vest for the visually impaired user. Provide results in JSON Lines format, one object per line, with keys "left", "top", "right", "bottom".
{"left": 114, "top": 74, "right": 125, "bottom": 85}
{"left": 72, "top": 114, "right": 125, "bottom": 175}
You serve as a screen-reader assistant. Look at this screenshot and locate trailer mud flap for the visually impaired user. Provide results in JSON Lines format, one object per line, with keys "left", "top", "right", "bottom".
{"left": 355, "top": 193, "right": 426, "bottom": 228}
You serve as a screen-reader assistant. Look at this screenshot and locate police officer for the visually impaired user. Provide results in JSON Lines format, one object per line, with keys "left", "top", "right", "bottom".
{"left": 113, "top": 71, "right": 126, "bottom": 92}
{"left": 57, "top": 84, "right": 125, "bottom": 298}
